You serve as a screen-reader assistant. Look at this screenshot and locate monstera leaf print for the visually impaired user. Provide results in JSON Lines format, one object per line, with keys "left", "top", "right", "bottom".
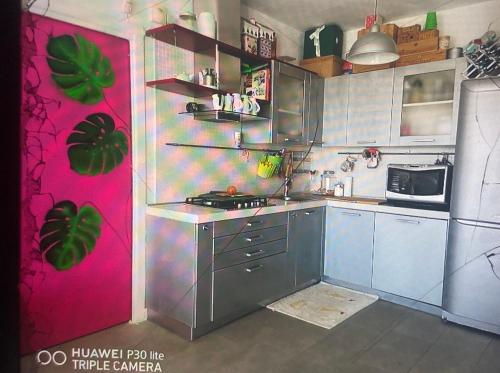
{"left": 46, "top": 34, "right": 115, "bottom": 104}
{"left": 40, "top": 201, "right": 102, "bottom": 271}
{"left": 67, "top": 113, "right": 128, "bottom": 175}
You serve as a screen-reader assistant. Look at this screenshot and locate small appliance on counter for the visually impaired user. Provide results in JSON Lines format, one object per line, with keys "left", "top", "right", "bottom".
{"left": 185, "top": 191, "right": 270, "bottom": 210}
{"left": 384, "top": 163, "right": 453, "bottom": 211}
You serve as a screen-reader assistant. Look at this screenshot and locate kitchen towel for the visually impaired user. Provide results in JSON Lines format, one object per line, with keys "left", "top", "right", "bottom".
{"left": 267, "top": 282, "right": 378, "bottom": 329}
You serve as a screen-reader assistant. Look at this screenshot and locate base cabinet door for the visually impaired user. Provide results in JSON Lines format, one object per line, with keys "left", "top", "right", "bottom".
{"left": 372, "top": 213, "right": 448, "bottom": 306}
{"left": 289, "top": 208, "right": 324, "bottom": 289}
{"left": 324, "top": 208, "right": 375, "bottom": 287}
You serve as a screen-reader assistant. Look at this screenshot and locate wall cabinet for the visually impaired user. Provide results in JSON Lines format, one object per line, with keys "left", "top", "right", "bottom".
{"left": 391, "top": 58, "right": 466, "bottom": 146}
{"left": 288, "top": 207, "right": 325, "bottom": 289}
{"left": 324, "top": 207, "right": 375, "bottom": 287}
{"left": 372, "top": 213, "right": 448, "bottom": 306}
{"left": 322, "top": 75, "right": 349, "bottom": 146}
{"left": 347, "top": 68, "right": 394, "bottom": 146}
{"left": 272, "top": 60, "right": 324, "bottom": 146}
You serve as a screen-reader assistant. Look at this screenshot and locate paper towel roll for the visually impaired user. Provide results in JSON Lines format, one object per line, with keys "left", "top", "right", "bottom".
{"left": 344, "top": 176, "right": 353, "bottom": 197}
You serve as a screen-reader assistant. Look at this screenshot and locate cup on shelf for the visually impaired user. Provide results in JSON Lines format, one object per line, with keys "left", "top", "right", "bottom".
{"left": 232, "top": 93, "right": 243, "bottom": 112}
{"left": 212, "top": 94, "right": 224, "bottom": 110}
{"left": 250, "top": 96, "right": 260, "bottom": 115}
{"left": 197, "top": 12, "right": 216, "bottom": 38}
{"left": 241, "top": 95, "right": 252, "bottom": 114}
{"left": 223, "top": 93, "right": 233, "bottom": 111}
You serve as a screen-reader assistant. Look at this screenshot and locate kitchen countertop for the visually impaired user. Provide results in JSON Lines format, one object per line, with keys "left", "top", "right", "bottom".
{"left": 146, "top": 196, "right": 450, "bottom": 223}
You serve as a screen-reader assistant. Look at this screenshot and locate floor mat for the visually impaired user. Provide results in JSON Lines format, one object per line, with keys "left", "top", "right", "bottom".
{"left": 267, "top": 282, "right": 378, "bottom": 329}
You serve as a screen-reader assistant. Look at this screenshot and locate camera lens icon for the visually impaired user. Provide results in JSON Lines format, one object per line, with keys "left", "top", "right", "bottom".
{"left": 36, "top": 350, "right": 67, "bottom": 366}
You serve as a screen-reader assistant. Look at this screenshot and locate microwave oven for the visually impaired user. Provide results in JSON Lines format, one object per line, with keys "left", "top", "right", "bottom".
{"left": 385, "top": 164, "right": 453, "bottom": 208}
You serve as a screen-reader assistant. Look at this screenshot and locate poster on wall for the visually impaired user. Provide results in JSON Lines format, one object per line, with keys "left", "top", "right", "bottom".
{"left": 20, "top": 12, "right": 132, "bottom": 354}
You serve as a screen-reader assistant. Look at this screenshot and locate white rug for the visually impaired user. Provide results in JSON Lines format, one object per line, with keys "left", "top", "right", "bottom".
{"left": 267, "top": 282, "right": 378, "bottom": 329}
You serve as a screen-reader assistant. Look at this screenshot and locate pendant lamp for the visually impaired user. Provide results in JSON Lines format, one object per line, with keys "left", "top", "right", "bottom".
{"left": 346, "top": 0, "right": 399, "bottom": 65}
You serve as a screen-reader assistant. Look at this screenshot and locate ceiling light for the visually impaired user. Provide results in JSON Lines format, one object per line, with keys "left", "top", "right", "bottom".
{"left": 346, "top": 0, "right": 399, "bottom": 65}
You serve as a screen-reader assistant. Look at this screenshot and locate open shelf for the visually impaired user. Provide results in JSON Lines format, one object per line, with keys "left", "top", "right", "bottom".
{"left": 146, "top": 78, "right": 223, "bottom": 97}
{"left": 179, "top": 110, "right": 270, "bottom": 123}
{"left": 145, "top": 23, "right": 271, "bottom": 66}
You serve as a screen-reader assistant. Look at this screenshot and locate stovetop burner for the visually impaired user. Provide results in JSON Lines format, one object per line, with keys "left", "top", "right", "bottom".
{"left": 185, "top": 191, "right": 270, "bottom": 210}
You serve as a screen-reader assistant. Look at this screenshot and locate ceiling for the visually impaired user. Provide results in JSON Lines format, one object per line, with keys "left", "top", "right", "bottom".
{"left": 242, "top": 0, "right": 492, "bottom": 31}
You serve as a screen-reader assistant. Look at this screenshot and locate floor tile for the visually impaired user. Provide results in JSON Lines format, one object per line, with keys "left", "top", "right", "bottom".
{"left": 473, "top": 337, "right": 500, "bottom": 373}
{"left": 409, "top": 325, "right": 492, "bottom": 373}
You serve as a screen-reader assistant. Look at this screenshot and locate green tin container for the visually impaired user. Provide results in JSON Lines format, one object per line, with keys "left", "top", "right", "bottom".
{"left": 303, "top": 23, "right": 343, "bottom": 59}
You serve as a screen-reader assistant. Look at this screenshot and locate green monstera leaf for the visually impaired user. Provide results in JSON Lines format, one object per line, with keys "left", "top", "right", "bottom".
{"left": 46, "top": 33, "right": 115, "bottom": 104}
{"left": 40, "top": 200, "right": 102, "bottom": 271}
{"left": 67, "top": 113, "right": 128, "bottom": 175}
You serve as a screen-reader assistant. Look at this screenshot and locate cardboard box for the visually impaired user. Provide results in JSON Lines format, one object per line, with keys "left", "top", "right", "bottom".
{"left": 357, "top": 23, "right": 398, "bottom": 42}
{"left": 352, "top": 62, "right": 395, "bottom": 74}
{"left": 395, "top": 49, "right": 447, "bottom": 67}
{"left": 397, "top": 36, "right": 439, "bottom": 55}
{"left": 300, "top": 55, "right": 343, "bottom": 78}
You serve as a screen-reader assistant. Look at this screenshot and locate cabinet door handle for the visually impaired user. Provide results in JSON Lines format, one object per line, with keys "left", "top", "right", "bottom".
{"left": 246, "top": 220, "right": 263, "bottom": 227}
{"left": 411, "top": 139, "right": 436, "bottom": 143}
{"left": 305, "top": 210, "right": 316, "bottom": 215}
{"left": 245, "top": 264, "right": 264, "bottom": 273}
{"left": 309, "top": 140, "right": 324, "bottom": 144}
{"left": 244, "top": 249, "right": 265, "bottom": 257}
{"left": 396, "top": 218, "right": 420, "bottom": 224}
{"left": 245, "top": 235, "right": 263, "bottom": 242}
{"left": 341, "top": 211, "right": 361, "bottom": 217}
{"left": 357, "top": 140, "right": 376, "bottom": 144}
{"left": 284, "top": 138, "right": 301, "bottom": 143}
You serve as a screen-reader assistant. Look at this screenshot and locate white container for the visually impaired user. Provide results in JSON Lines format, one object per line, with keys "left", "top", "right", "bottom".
{"left": 344, "top": 176, "right": 353, "bottom": 197}
{"left": 334, "top": 183, "right": 344, "bottom": 197}
{"left": 197, "top": 12, "right": 216, "bottom": 39}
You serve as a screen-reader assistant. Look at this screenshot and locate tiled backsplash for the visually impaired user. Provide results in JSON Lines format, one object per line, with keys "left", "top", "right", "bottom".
{"left": 310, "top": 146, "right": 455, "bottom": 198}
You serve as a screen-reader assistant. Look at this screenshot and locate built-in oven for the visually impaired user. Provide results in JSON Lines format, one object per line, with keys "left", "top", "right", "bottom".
{"left": 385, "top": 164, "right": 453, "bottom": 210}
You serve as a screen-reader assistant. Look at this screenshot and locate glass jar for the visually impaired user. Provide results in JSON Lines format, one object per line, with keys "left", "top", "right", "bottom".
{"left": 321, "top": 170, "right": 336, "bottom": 193}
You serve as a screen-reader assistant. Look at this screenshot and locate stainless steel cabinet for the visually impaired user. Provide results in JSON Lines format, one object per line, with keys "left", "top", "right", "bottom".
{"left": 372, "top": 213, "right": 448, "bottom": 306}
{"left": 391, "top": 58, "right": 466, "bottom": 146}
{"left": 347, "top": 69, "right": 394, "bottom": 146}
{"left": 324, "top": 207, "right": 375, "bottom": 287}
{"left": 288, "top": 207, "right": 325, "bottom": 289}
{"left": 322, "top": 75, "right": 349, "bottom": 146}
{"left": 271, "top": 60, "right": 324, "bottom": 146}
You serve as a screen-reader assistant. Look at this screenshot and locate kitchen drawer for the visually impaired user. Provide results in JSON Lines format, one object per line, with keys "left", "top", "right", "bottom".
{"left": 214, "top": 239, "right": 287, "bottom": 270}
{"left": 214, "top": 212, "right": 287, "bottom": 237}
{"left": 213, "top": 253, "right": 287, "bottom": 321}
{"left": 214, "top": 225, "right": 287, "bottom": 254}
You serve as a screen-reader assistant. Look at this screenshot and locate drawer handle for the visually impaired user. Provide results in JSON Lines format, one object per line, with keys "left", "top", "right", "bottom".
{"left": 305, "top": 211, "right": 315, "bottom": 215}
{"left": 245, "top": 264, "right": 264, "bottom": 273}
{"left": 411, "top": 139, "right": 436, "bottom": 143}
{"left": 341, "top": 212, "right": 361, "bottom": 217}
{"left": 357, "top": 140, "right": 376, "bottom": 144}
{"left": 396, "top": 218, "right": 420, "bottom": 224}
{"left": 245, "top": 235, "right": 263, "bottom": 243}
{"left": 246, "top": 220, "right": 263, "bottom": 227}
{"left": 244, "top": 249, "right": 265, "bottom": 257}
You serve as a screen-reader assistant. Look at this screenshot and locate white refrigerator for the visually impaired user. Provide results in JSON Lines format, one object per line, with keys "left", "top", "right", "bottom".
{"left": 443, "top": 77, "right": 500, "bottom": 334}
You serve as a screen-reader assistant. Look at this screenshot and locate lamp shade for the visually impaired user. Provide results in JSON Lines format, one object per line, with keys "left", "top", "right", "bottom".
{"left": 346, "top": 24, "right": 399, "bottom": 65}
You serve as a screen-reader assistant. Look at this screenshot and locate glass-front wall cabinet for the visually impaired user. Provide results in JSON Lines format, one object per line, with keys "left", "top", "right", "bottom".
{"left": 391, "top": 58, "right": 465, "bottom": 146}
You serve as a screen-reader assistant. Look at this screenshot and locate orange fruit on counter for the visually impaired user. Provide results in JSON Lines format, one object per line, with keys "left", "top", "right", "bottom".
{"left": 226, "top": 185, "right": 237, "bottom": 196}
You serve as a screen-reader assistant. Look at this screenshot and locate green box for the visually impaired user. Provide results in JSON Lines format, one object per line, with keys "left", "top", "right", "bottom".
{"left": 303, "top": 24, "right": 343, "bottom": 59}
